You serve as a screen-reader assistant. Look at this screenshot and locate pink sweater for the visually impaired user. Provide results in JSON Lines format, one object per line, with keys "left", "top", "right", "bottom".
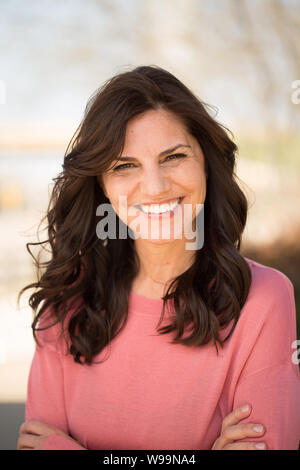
{"left": 24, "top": 257, "right": 300, "bottom": 450}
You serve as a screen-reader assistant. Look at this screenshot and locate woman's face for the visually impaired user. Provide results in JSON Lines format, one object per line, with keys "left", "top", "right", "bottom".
{"left": 100, "top": 108, "right": 207, "bottom": 244}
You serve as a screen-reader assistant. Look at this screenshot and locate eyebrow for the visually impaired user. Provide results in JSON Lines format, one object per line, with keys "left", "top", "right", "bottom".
{"left": 117, "top": 144, "right": 191, "bottom": 162}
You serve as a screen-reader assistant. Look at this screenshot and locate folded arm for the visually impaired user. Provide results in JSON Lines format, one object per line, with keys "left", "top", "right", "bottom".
{"left": 22, "top": 318, "right": 87, "bottom": 450}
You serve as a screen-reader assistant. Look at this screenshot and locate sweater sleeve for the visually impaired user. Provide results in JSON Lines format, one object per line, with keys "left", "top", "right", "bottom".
{"left": 25, "top": 307, "right": 87, "bottom": 450}
{"left": 232, "top": 362, "right": 300, "bottom": 450}
{"left": 232, "top": 272, "right": 300, "bottom": 450}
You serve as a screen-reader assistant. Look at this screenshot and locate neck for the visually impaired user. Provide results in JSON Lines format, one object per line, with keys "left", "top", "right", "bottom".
{"left": 133, "top": 238, "right": 195, "bottom": 295}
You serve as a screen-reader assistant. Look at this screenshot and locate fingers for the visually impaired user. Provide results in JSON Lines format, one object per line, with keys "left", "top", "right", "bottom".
{"left": 17, "top": 433, "right": 42, "bottom": 450}
{"left": 18, "top": 419, "right": 72, "bottom": 450}
{"left": 19, "top": 419, "right": 44, "bottom": 436}
{"left": 220, "top": 403, "right": 252, "bottom": 432}
{"left": 221, "top": 421, "right": 265, "bottom": 442}
{"left": 211, "top": 404, "right": 267, "bottom": 450}
{"left": 224, "top": 441, "right": 267, "bottom": 450}
{"left": 19, "top": 419, "right": 61, "bottom": 437}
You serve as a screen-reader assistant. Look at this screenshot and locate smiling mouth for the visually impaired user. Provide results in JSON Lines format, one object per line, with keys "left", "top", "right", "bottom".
{"left": 135, "top": 197, "right": 184, "bottom": 214}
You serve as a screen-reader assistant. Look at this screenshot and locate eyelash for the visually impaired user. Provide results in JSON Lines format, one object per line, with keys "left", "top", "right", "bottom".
{"left": 113, "top": 153, "right": 187, "bottom": 171}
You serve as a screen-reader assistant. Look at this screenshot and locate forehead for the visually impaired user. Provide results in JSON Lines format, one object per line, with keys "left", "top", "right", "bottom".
{"left": 122, "top": 109, "right": 193, "bottom": 156}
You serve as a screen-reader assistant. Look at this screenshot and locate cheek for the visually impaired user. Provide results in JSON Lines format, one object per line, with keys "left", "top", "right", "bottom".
{"left": 103, "top": 179, "right": 133, "bottom": 216}
{"left": 178, "top": 164, "right": 206, "bottom": 197}
{"left": 103, "top": 178, "right": 127, "bottom": 201}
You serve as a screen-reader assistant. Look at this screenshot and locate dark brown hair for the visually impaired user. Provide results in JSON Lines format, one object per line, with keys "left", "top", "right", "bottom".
{"left": 18, "top": 65, "right": 251, "bottom": 365}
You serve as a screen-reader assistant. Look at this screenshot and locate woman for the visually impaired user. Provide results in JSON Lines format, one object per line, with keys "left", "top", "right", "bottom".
{"left": 17, "top": 65, "right": 300, "bottom": 450}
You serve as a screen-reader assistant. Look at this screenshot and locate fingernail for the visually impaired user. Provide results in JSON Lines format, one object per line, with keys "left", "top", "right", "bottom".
{"left": 253, "top": 425, "right": 264, "bottom": 432}
{"left": 241, "top": 404, "right": 250, "bottom": 412}
{"left": 255, "top": 443, "right": 266, "bottom": 449}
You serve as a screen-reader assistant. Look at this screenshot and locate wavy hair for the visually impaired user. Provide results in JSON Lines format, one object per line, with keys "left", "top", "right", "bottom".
{"left": 18, "top": 65, "right": 252, "bottom": 365}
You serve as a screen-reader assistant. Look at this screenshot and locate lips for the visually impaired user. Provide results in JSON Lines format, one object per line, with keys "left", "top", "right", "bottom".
{"left": 137, "top": 197, "right": 184, "bottom": 206}
{"left": 134, "top": 197, "right": 184, "bottom": 219}
{"left": 137, "top": 197, "right": 183, "bottom": 214}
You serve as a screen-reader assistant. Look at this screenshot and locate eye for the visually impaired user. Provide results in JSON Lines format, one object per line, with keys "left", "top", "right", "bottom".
{"left": 112, "top": 153, "right": 187, "bottom": 172}
{"left": 164, "top": 153, "right": 187, "bottom": 161}
{"left": 113, "top": 162, "right": 135, "bottom": 171}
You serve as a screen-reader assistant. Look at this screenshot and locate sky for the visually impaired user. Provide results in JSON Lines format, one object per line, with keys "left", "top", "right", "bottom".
{"left": 0, "top": 0, "right": 299, "bottom": 149}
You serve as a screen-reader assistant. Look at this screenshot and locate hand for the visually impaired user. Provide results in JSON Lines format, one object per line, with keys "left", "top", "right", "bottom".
{"left": 211, "top": 403, "right": 267, "bottom": 450}
{"left": 17, "top": 419, "right": 83, "bottom": 450}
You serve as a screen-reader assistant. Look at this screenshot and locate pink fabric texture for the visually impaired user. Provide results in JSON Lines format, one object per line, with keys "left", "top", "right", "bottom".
{"left": 25, "top": 257, "right": 300, "bottom": 450}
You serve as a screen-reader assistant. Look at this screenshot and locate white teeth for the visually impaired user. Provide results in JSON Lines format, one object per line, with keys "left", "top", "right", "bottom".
{"left": 139, "top": 198, "right": 181, "bottom": 214}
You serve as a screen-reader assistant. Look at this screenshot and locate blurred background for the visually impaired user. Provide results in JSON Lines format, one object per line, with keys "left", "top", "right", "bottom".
{"left": 0, "top": 0, "right": 299, "bottom": 450}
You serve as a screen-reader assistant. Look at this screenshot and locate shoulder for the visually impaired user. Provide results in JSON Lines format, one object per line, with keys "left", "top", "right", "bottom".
{"left": 225, "top": 256, "right": 300, "bottom": 386}
{"left": 244, "top": 256, "right": 294, "bottom": 301}
{"left": 229, "top": 256, "right": 297, "bottom": 370}
{"left": 243, "top": 256, "right": 295, "bottom": 327}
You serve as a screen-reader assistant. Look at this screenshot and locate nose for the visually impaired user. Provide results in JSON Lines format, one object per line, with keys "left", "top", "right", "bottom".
{"left": 140, "top": 165, "right": 171, "bottom": 198}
